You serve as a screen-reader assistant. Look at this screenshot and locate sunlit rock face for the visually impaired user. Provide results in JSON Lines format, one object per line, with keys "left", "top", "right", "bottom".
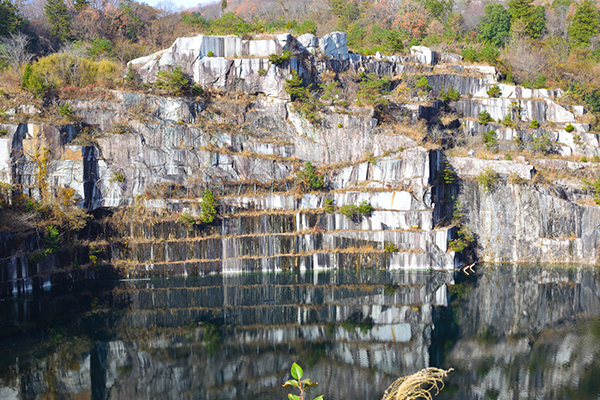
{"left": 460, "top": 179, "right": 600, "bottom": 264}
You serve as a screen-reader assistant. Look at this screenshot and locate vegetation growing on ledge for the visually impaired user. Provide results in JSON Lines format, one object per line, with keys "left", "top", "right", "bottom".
{"left": 296, "top": 162, "right": 325, "bottom": 192}
{"left": 449, "top": 226, "right": 474, "bottom": 253}
{"left": 340, "top": 201, "right": 373, "bottom": 222}
{"left": 477, "top": 167, "right": 500, "bottom": 193}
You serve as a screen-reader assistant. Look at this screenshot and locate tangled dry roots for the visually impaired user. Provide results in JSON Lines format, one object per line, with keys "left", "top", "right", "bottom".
{"left": 381, "top": 368, "right": 453, "bottom": 400}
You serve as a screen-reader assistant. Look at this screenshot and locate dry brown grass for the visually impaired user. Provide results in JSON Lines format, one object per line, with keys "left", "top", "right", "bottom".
{"left": 381, "top": 368, "right": 453, "bottom": 400}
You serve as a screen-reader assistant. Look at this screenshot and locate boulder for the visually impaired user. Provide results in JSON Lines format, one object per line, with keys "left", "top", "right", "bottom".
{"left": 297, "top": 33, "right": 318, "bottom": 54}
{"left": 439, "top": 52, "right": 463, "bottom": 63}
{"left": 410, "top": 46, "right": 434, "bottom": 65}
{"left": 318, "top": 32, "right": 348, "bottom": 57}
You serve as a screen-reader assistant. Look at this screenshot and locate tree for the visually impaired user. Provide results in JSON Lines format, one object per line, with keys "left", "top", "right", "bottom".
{"left": 507, "top": 0, "right": 546, "bottom": 38}
{"left": 478, "top": 3, "right": 511, "bottom": 47}
{"left": 0, "top": 0, "right": 22, "bottom": 37}
{"left": 567, "top": 0, "right": 600, "bottom": 47}
{"left": 330, "top": 0, "right": 362, "bottom": 29}
{"left": 0, "top": 33, "right": 33, "bottom": 69}
{"left": 423, "top": 0, "right": 453, "bottom": 21}
{"left": 45, "top": 0, "right": 71, "bottom": 41}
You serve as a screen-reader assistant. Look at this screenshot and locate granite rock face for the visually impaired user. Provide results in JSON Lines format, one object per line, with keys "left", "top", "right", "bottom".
{"left": 460, "top": 179, "right": 600, "bottom": 264}
{"left": 1, "top": 32, "right": 600, "bottom": 278}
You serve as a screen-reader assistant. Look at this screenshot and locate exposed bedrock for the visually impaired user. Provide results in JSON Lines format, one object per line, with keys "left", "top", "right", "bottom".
{"left": 460, "top": 179, "right": 600, "bottom": 264}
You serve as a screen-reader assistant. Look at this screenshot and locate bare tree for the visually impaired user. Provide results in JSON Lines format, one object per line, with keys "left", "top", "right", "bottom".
{"left": 0, "top": 33, "right": 34, "bottom": 69}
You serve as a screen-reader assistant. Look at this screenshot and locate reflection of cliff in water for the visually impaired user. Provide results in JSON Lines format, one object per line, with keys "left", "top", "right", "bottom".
{"left": 1, "top": 265, "right": 600, "bottom": 400}
{"left": 0, "top": 270, "right": 450, "bottom": 400}
{"left": 435, "top": 264, "right": 600, "bottom": 400}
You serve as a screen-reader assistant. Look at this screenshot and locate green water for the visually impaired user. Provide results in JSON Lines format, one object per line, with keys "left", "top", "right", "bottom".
{"left": 1, "top": 265, "right": 599, "bottom": 399}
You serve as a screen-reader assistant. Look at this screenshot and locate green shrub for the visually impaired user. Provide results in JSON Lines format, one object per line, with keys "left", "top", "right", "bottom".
{"left": 529, "top": 119, "right": 540, "bottom": 128}
{"left": 191, "top": 82, "right": 203, "bottom": 96}
{"left": 297, "top": 162, "right": 324, "bottom": 192}
{"left": 501, "top": 113, "right": 514, "bottom": 127}
{"left": 486, "top": 84, "right": 502, "bottom": 98}
{"left": 125, "top": 67, "right": 139, "bottom": 86}
{"left": 22, "top": 64, "right": 46, "bottom": 96}
{"left": 478, "top": 110, "right": 493, "bottom": 125}
{"left": 564, "top": 123, "right": 575, "bottom": 132}
{"left": 441, "top": 86, "right": 460, "bottom": 102}
{"left": 89, "top": 244, "right": 100, "bottom": 267}
{"left": 285, "top": 69, "right": 310, "bottom": 102}
{"left": 207, "top": 50, "right": 214, "bottom": 57}
{"left": 268, "top": 50, "right": 292, "bottom": 65}
{"left": 356, "top": 73, "right": 390, "bottom": 106}
{"left": 200, "top": 189, "right": 217, "bottom": 224}
{"left": 340, "top": 201, "right": 372, "bottom": 221}
{"left": 384, "top": 242, "right": 398, "bottom": 252}
{"left": 320, "top": 80, "right": 343, "bottom": 106}
{"left": 415, "top": 76, "right": 432, "bottom": 92}
{"left": 583, "top": 176, "right": 600, "bottom": 204}
{"left": 357, "top": 200, "right": 373, "bottom": 215}
{"left": 23, "top": 53, "right": 119, "bottom": 96}
{"left": 531, "top": 131, "right": 553, "bottom": 154}
{"left": 523, "top": 75, "right": 547, "bottom": 89}
{"left": 179, "top": 212, "right": 196, "bottom": 227}
{"left": 324, "top": 197, "right": 334, "bottom": 213}
{"left": 285, "top": 69, "right": 320, "bottom": 125}
{"left": 482, "top": 130, "right": 498, "bottom": 150}
{"left": 155, "top": 67, "right": 191, "bottom": 96}
{"left": 505, "top": 153, "right": 512, "bottom": 160}
{"left": 452, "top": 196, "right": 464, "bottom": 221}
{"left": 448, "top": 226, "right": 474, "bottom": 252}
{"left": 440, "top": 160, "right": 456, "bottom": 184}
{"left": 476, "top": 167, "right": 499, "bottom": 193}
{"left": 58, "top": 103, "right": 73, "bottom": 118}
{"left": 257, "top": 68, "right": 267, "bottom": 76}
{"left": 44, "top": 225, "right": 60, "bottom": 255}
{"left": 87, "top": 37, "right": 115, "bottom": 59}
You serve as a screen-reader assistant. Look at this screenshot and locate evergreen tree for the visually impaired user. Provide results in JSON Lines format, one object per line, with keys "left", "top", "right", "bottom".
{"left": 422, "top": 0, "right": 453, "bottom": 21}
{"left": 478, "top": 3, "right": 512, "bottom": 47}
{"left": 45, "top": 0, "right": 71, "bottom": 42}
{"left": 0, "top": 0, "right": 22, "bottom": 37}
{"left": 507, "top": 0, "right": 546, "bottom": 38}
{"left": 568, "top": 0, "right": 600, "bottom": 47}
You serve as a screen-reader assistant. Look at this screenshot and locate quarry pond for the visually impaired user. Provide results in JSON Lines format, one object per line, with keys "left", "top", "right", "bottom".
{"left": 1, "top": 264, "right": 600, "bottom": 400}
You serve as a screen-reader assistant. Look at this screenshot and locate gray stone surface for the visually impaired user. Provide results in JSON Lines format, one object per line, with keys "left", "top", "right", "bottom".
{"left": 449, "top": 157, "right": 535, "bottom": 180}
{"left": 461, "top": 179, "right": 600, "bottom": 264}
{"left": 410, "top": 46, "right": 434, "bottom": 65}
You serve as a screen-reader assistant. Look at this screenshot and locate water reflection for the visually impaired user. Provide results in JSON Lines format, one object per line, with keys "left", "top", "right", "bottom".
{"left": 1, "top": 265, "right": 600, "bottom": 400}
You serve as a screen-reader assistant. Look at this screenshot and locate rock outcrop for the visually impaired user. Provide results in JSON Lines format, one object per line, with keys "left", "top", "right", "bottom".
{"left": 2, "top": 31, "right": 600, "bottom": 291}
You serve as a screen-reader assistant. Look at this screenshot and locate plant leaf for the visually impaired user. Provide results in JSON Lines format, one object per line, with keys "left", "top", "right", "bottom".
{"left": 288, "top": 394, "right": 300, "bottom": 400}
{"left": 304, "top": 382, "right": 318, "bottom": 389}
{"left": 313, "top": 396, "right": 324, "bottom": 400}
{"left": 291, "top": 363, "right": 303, "bottom": 380}
{"left": 283, "top": 380, "right": 299, "bottom": 388}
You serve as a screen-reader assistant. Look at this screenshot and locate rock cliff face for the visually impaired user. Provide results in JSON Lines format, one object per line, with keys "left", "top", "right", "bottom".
{"left": 2, "top": 32, "right": 600, "bottom": 292}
